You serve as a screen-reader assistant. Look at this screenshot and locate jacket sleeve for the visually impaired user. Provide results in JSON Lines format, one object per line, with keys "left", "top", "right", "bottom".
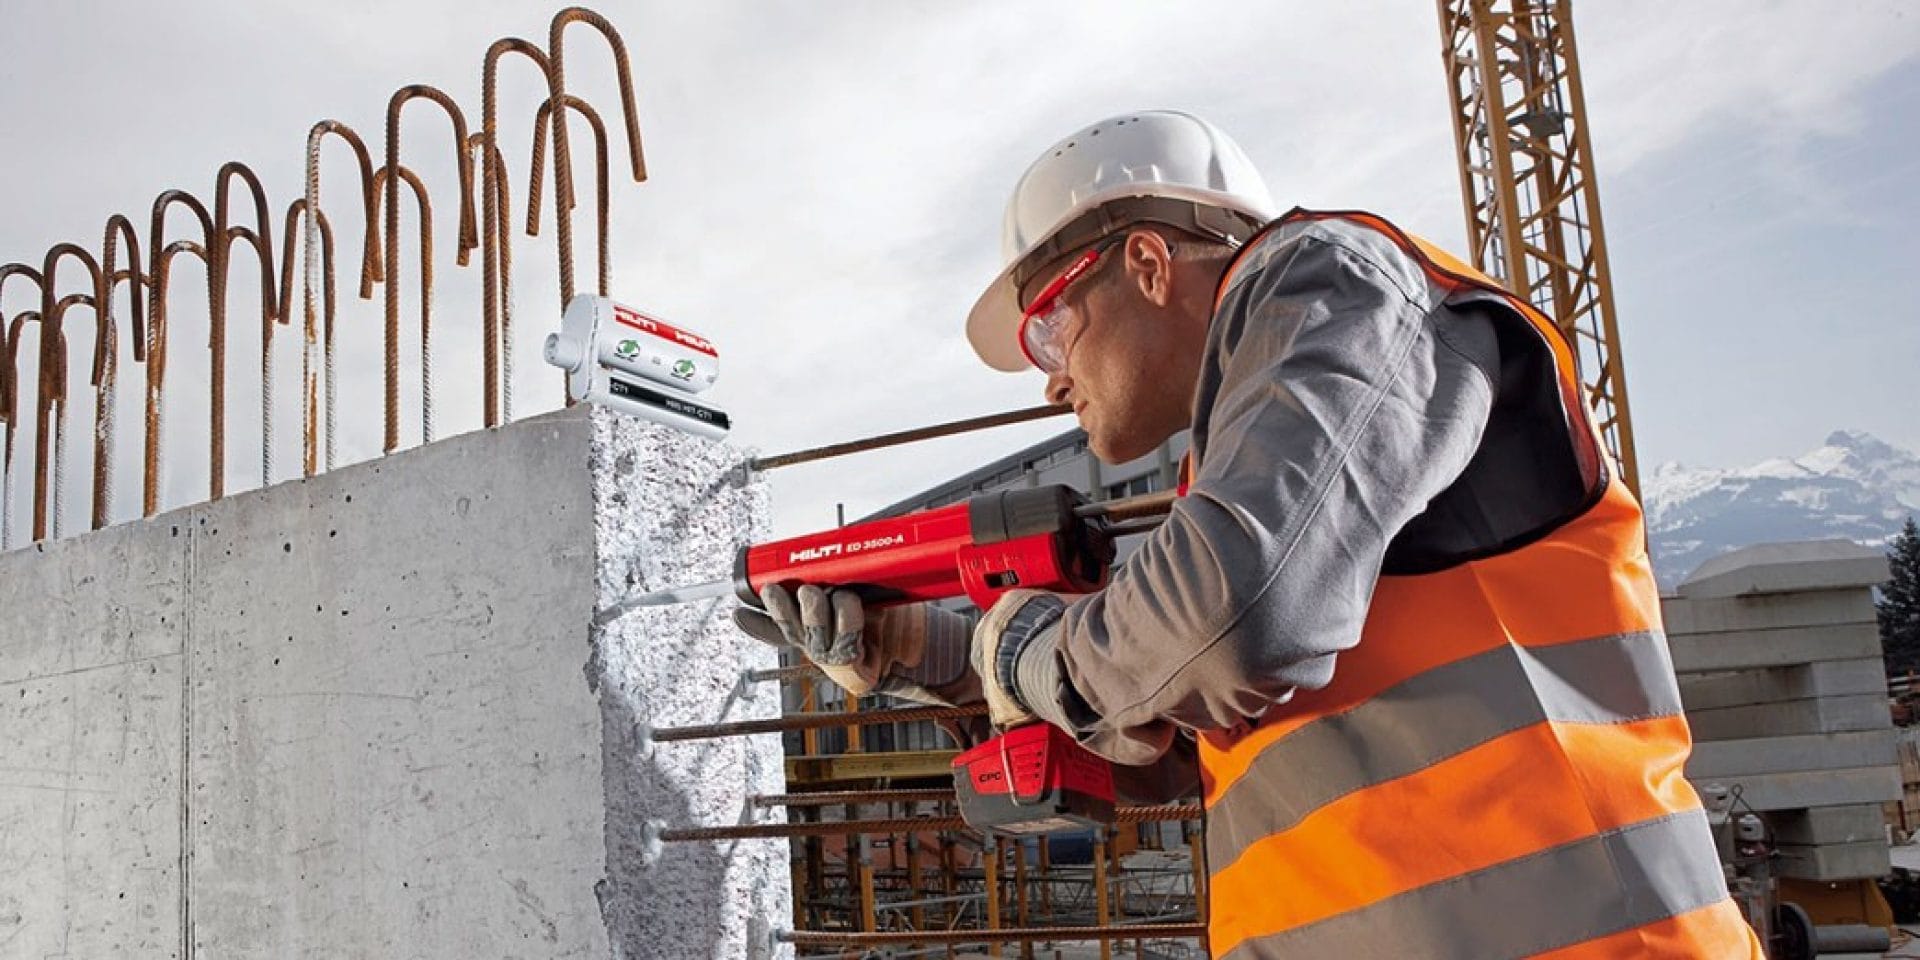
{"left": 1004, "top": 223, "right": 1502, "bottom": 765}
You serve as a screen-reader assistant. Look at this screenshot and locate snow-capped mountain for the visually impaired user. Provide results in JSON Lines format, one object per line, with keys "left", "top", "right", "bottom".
{"left": 1644, "top": 430, "right": 1919, "bottom": 588}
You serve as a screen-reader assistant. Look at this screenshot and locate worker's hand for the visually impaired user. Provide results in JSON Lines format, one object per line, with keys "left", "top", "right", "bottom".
{"left": 733, "top": 585, "right": 978, "bottom": 706}
{"left": 971, "top": 589, "right": 1055, "bottom": 730}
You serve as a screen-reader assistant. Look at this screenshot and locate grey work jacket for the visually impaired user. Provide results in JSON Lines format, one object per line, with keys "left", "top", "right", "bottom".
{"left": 1007, "top": 214, "right": 1528, "bottom": 784}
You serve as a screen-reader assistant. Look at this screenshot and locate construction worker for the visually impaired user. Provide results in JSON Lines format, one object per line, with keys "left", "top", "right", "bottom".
{"left": 738, "top": 110, "right": 1763, "bottom": 957}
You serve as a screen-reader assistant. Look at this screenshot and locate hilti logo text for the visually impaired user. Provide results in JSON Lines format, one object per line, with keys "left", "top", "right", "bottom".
{"left": 613, "top": 305, "right": 719, "bottom": 357}
{"left": 789, "top": 544, "right": 844, "bottom": 563}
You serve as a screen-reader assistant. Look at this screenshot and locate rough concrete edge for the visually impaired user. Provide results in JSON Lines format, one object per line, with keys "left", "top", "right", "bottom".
{"left": 583, "top": 405, "right": 792, "bottom": 960}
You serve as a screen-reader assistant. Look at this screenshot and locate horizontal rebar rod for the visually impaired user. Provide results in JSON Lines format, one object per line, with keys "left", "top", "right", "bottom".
{"left": 753, "top": 788, "right": 955, "bottom": 808}
{"left": 744, "top": 663, "right": 819, "bottom": 684}
{"left": 777, "top": 922, "right": 1208, "bottom": 947}
{"left": 650, "top": 703, "right": 988, "bottom": 742}
{"left": 661, "top": 803, "right": 1204, "bottom": 842}
{"left": 750, "top": 404, "right": 1072, "bottom": 471}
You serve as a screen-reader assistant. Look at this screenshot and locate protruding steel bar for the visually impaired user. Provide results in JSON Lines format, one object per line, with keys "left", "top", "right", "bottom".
{"left": 2, "top": 309, "right": 48, "bottom": 548}
{"left": 101, "top": 215, "right": 150, "bottom": 523}
{"left": 528, "top": 94, "right": 611, "bottom": 298}
{"left": 752, "top": 789, "right": 955, "bottom": 809}
{"left": 773, "top": 922, "right": 1208, "bottom": 948}
{"left": 372, "top": 164, "right": 435, "bottom": 444}
{"left": 38, "top": 245, "right": 106, "bottom": 540}
{"left": 212, "top": 163, "right": 280, "bottom": 496}
{"left": 545, "top": 7, "right": 646, "bottom": 308}
{"left": 651, "top": 703, "right": 988, "bottom": 742}
{"left": 303, "top": 120, "right": 382, "bottom": 475}
{"left": 146, "top": 191, "right": 216, "bottom": 515}
{"left": 48, "top": 291, "right": 123, "bottom": 531}
{"left": 744, "top": 662, "right": 820, "bottom": 684}
{"left": 383, "top": 85, "right": 476, "bottom": 454}
{"left": 750, "top": 404, "right": 1074, "bottom": 471}
{"left": 479, "top": 38, "right": 554, "bottom": 428}
{"left": 0, "top": 262, "right": 46, "bottom": 428}
{"left": 277, "top": 200, "right": 336, "bottom": 478}
{"left": 145, "top": 238, "right": 211, "bottom": 517}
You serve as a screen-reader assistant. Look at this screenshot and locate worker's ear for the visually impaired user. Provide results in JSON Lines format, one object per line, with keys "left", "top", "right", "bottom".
{"left": 1122, "top": 229, "right": 1176, "bottom": 308}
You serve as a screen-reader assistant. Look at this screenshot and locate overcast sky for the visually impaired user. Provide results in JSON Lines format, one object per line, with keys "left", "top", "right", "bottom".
{"left": 1, "top": 1, "right": 1916, "bottom": 538}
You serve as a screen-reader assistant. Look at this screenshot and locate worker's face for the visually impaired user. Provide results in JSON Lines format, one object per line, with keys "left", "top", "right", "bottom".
{"left": 1022, "top": 230, "right": 1204, "bottom": 464}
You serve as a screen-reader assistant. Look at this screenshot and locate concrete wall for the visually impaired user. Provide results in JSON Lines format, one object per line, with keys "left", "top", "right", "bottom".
{"left": 0, "top": 405, "right": 787, "bottom": 958}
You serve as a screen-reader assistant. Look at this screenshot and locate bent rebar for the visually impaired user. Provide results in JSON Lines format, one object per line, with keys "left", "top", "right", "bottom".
{"left": 305, "top": 121, "right": 383, "bottom": 474}
{"left": 39, "top": 245, "right": 106, "bottom": 541}
{"left": 382, "top": 84, "right": 476, "bottom": 453}
{"left": 212, "top": 163, "right": 281, "bottom": 495}
{"left": 278, "top": 200, "right": 337, "bottom": 478}
{"left": 371, "top": 164, "right": 436, "bottom": 445}
{"left": 545, "top": 7, "right": 646, "bottom": 307}
{"left": 3, "top": 310, "right": 50, "bottom": 548}
{"left": 480, "top": 38, "right": 554, "bottom": 427}
{"left": 528, "top": 94, "right": 611, "bottom": 298}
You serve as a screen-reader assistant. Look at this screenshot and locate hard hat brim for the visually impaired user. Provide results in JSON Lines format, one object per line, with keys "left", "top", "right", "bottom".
{"left": 965, "top": 262, "right": 1033, "bottom": 374}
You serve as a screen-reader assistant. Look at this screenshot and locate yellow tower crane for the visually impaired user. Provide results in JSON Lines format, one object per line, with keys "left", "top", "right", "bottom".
{"left": 1436, "top": 0, "right": 1640, "bottom": 496}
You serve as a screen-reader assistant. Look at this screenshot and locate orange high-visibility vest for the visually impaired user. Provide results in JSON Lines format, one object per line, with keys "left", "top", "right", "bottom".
{"left": 1195, "top": 210, "right": 1762, "bottom": 958}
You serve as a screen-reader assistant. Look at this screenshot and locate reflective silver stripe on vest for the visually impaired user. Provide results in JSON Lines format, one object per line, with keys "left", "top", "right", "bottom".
{"left": 1207, "top": 630, "right": 1682, "bottom": 873}
{"left": 1218, "top": 808, "right": 1730, "bottom": 960}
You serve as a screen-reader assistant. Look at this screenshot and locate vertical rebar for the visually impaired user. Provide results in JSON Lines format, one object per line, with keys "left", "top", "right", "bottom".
{"left": 382, "top": 85, "right": 475, "bottom": 454}
{"left": 277, "top": 201, "right": 336, "bottom": 480}
{"left": 527, "top": 94, "right": 611, "bottom": 298}
{"left": 373, "top": 165, "right": 435, "bottom": 445}
{"left": 38, "top": 245, "right": 105, "bottom": 540}
{"left": 302, "top": 121, "right": 381, "bottom": 475}
{"left": 544, "top": 7, "right": 646, "bottom": 310}
{"left": 146, "top": 192, "right": 215, "bottom": 515}
{"left": 480, "top": 38, "right": 554, "bottom": 429}
{"left": 211, "top": 163, "right": 278, "bottom": 498}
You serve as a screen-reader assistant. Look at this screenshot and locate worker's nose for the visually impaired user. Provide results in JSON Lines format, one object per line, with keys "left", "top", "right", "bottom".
{"left": 1044, "top": 371, "right": 1073, "bottom": 406}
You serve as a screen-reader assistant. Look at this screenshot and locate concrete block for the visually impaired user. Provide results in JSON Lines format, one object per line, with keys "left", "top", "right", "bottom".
{"left": 1668, "top": 623, "right": 1883, "bottom": 672}
{"left": 1769, "top": 805, "right": 1889, "bottom": 846}
{"left": 1775, "top": 840, "right": 1892, "bottom": 881}
{"left": 1685, "top": 730, "right": 1896, "bottom": 778}
{"left": 1687, "top": 766, "right": 1900, "bottom": 812}
{"left": 1687, "top": 695, "right": 1891, "bottom": 740}
{"left": 0, "top": 509, "right": 188, "bottom": 959}
{"left": 1661, "top": 589, "right": 1877, "bottom": 636}
{"left": 1678, "top": 658, "right": 1886, "bottom": 710}
{"left": 1678, "top": 540, "right": 1890, "bottom": 599}
{"left": 185, "top": 406, "right": 612, "bottom": 957}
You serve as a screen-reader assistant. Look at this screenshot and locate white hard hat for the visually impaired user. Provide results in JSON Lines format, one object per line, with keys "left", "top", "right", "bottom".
{"left": 966, "top": 110, "right": 1278, "bottom": 372}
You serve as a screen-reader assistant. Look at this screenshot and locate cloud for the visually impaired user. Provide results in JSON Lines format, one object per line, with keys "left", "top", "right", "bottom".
{"left": 0, "top": 1, "right": 1914, "bottom": 541}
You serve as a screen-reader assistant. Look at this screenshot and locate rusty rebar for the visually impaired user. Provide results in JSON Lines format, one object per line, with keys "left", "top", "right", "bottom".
{"left": 777, "top": 924, "right": 1208, "bottom": 948}
{"left": 383, "top": 85, "right": 476, "bottom": 454}
{"left": 745, "top": 662, "right": 820, "bottom": 684}
{"left": 527, "top": 94, "right": 610, "bottom": 298}
{"left": 751, "top": 404, "right": 1075, "bottom": 471}
{"left": 277, "top": 200, "right": 336, "bottom": 479}
{"left": 47, "top": 290, "right": 123, "bottom": 531}
{"left": 212, "top": 163, "right": 280, "bottom": 497}
{"left": 480, "top": 38, "right": 554, "bottom": 428}
{"left": 100, "top": 215, "right": 150, "bottom": 523}
{"left": 663, "top": 805, "right": 1201, "bottom": 844}
{"left": 3, "top": 309, "right": 49, "bottom": 548}
{"left": 545, "top": 7, "right": 646, "bottom": 308}
{"left": 753, "top": 789, "right": 955, "bottom": 809}
{"left": 373, "top": 164, "right": 435, "bottom": 445}
{"left": 652, "top": 703, "right": 989, "bottom": 742}
{"left": 0, "top": 263, "right": 46, "bottom": 429}
{"left": 304, "top": 120, "right": 382, "bottom": 475}
{"left": 38, "top": 245, "right": 105, "bottom": 541}
{"left": 145, "top": 191, "right": 216, "bottom": 515}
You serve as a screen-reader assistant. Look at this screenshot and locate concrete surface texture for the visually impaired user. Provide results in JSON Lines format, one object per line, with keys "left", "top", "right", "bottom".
{"left": 586, "top": 407, "right": 790, "bottom": 960}
{"left": 0, "top": 404, "right": 785, "bottom": 958}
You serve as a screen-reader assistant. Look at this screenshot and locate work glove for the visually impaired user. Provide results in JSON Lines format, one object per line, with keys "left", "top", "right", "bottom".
{"left": 970, "top": 588, "right": 1067, "bottom": 730}
{"left": 733, "top": 585, "right": 979, "bottom": 707}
